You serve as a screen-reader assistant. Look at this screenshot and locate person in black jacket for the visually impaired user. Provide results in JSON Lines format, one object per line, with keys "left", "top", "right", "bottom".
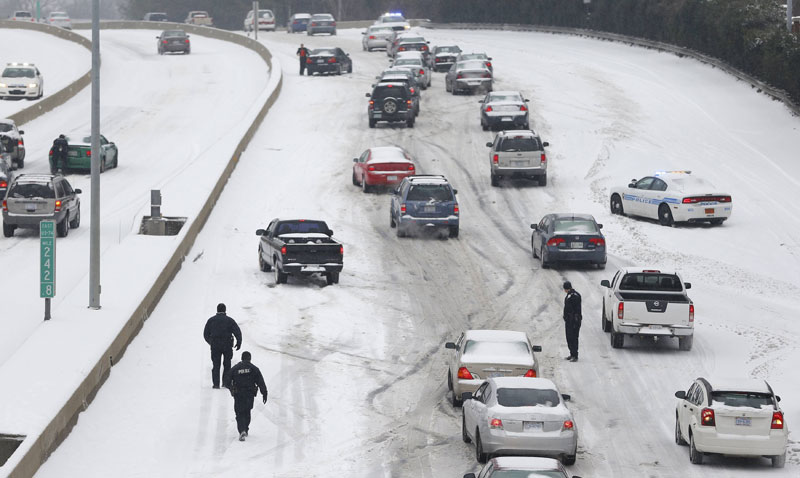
{"left": 229, "top": 351, "right": 268, "bottom": 441}
{"left": 296, "top": 43, "right": 309, "bottom": 75}
{"left": 51, "top": 134, "right": 69, "bottom": 172}
{"left": 203, "top": 303, "right": 242, "bottom": 389}
{"left": 563, "top": 281, "right": 582, "bottom": 362}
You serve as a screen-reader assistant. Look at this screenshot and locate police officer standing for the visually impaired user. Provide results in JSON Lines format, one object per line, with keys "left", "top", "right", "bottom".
{"left": 563, "top": 281, "right": 582, "bottom": 362}
{"left": 203, "top": 303, "right": 242, "bottom": 389}
{"left": 51, "top": 134, "right": 69, "bottom": 172}
{"left": 229, "top": 351, "right": 268, "bottom": 441}
{"left": 296, "top": 43, "right": 309, "bottom": 75}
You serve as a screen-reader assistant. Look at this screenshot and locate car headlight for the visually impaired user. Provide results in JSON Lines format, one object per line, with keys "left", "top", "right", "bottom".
{"left": 29, "top": 83, "right": 38, "bottom": 88}
{"left": 0, "top": 83, "right": 6, "bottom": 88}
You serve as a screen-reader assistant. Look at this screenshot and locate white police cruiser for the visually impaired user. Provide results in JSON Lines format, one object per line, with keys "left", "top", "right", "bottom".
{"left": 609, "top": 171, "right": 732, "bottom": 226}
{"left": 0, "top": 63, "right": 43, "bottom": 100}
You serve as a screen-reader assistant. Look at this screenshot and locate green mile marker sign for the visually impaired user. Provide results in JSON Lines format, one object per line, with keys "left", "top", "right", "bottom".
{"left": 40, "top": 220, "right": 56, "bottom": 298}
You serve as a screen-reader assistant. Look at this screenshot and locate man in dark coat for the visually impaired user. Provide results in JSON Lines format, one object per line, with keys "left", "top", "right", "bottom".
{"left": 203, "top": 303, "right": 242, "bottom": 389}
{"left": 229, "top": 351, "right": 268, "bottom": 441}
{"left": 563, "top": 281, "right": 582, "bottom": 362}
{"left": 296, "top": 43, "right": 310, "bottom": 75}
{"left": 51, "top": 134, "right": 69, "bottom": 172}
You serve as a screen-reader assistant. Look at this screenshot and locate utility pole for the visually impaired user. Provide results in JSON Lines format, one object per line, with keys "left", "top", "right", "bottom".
{"left": 788, "top": 0, "right": 794, "bottom": 32}
{"left": 89, "top": 0, "right": 101, "bottom": 309}
{"left": 338, "top": 0, "right": 342, "bottom": 21}
{"left": 253, "top": 1, "right": 258, "bottom": 41}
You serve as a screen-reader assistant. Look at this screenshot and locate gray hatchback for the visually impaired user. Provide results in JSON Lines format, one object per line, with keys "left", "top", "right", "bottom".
{"left": 530, "top": 213, "right": 606, "bottom": 269}
{"left": 2, "top": 173, "right": 81, "bottom": 237}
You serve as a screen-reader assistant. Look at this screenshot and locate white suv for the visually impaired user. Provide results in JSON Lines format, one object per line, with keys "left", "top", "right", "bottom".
{"left": 674, "top": 378, "right": 787, "bottom": 467}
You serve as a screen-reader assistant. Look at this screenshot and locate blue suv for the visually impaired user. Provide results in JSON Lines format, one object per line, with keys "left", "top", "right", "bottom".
{"left": 390, "top": 175, "right": 459, "bottom": 238}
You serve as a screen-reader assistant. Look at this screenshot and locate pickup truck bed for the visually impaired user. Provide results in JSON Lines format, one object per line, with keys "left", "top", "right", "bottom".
{"left": 256, "top": 220, "right": 344, "bottom": 285}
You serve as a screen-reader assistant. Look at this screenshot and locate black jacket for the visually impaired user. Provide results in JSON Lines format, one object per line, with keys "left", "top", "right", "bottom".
{"left": 52, "top": 137, "right": 68, "bottom": 157}
{"left": 203, "top": 313, "right": 242, "bottom": 350}
{"left": 229, "top": 360, "right": 268, "bottom": 398}
{"left": 564, "top": 290, "right": 582, "bottom": 322}
{"left": 297, "top": 46, "right": 309, "bottom": 57}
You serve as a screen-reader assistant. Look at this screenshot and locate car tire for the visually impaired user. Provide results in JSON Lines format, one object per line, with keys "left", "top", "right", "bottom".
{"left": 113, "top": 151, "right": 119, "bottom": 168}
{"left": 532, "top": 242, "right": 538, "bottom": 258}
{"left": 675, "top": 415, "right": 688, "bottom": 446}
{"left": 390, "top": 213, "right": 396, "bottom": 228}
{"left": 396, "top": 225, "right": 405, "bottom": 238}
{"left": 541, "top": 248, "right": 550, "bottom": 268}
{"left": 274, "top": 261, "right": 288, "bottom": 284}
{"left": 352, "top": 171, "right": 359, "bottom": 186}
{"left": 461, "top": 412, "right": 471, "bottom": 443}
{"left": 362, "top": 178, "right": 371, "bottom": 193}
{"left": 602, "top": 302, "right": 612, "bottom": 332}
{"left": 406, "top": 118, "right": 414, "bottom": 128}
{"left": 100, "top": 157, "right": 106, "bottom": 173}
{"left": 561, "top": 454, "right": 576, "bottom": 466}
{"left": 449, "top": 226, "right": 459, "bottom": 238}
{"left": 475, "top": 431, "right": 488, "bottom": 463}
{"left": 325, "top": 271, "right": 339, "bottom": 285}
{"left": 539, "top": 174, "right": 547, "bottom": 186}
{"left": 258, "top": 248, "right": 271, "bottom": 272}
{"left": 368, "top": 118, "right": 376, "bottom": 128}
{"left": 348, "top": 63, "right": 353, "bottom": 74}
{"left": 445, "top": 82, "right": 451, "bottom": 93}
{"left": 490, "top": 174, "right": 499, "bottom": 187}
{"left": 689, "top": 433, "right": 703, "bottom": 464}
{"left": 659, "top": 204, "right": 674, "bottom": 227}
{"left": 57, "top": 215, "right": 69, "bottom": 238}
{"left": 772, "top": 452, "right": 786, "bottom": 468}
{"left": 17, "top": 158, "right": 24, "bottom": 169}
{"left": 611, "top": 330, "right": 624, "bottom": 349}
{"left": 3, "top": 223, "right": 15, "bottom": 237}
{"left": 678, "top": 336, "right": 693, "bottom": 351}
{"left": 69, "top": 208, "right": 80, "bottom": 228}
{"left": 709, "top": 218, "right": 724, "bottom": 226}
{"left": 610, "top": 194, "right": 625, "bottom": 216}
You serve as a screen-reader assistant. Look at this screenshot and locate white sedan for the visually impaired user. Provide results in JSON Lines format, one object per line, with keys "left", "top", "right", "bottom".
{"left": 392, "top": 51, "right": 431, "bottom": 88}
{"left": 0, "top": 63, "right": 44, "bottom": 100}
{"left": 462, "top": 377, "right": 578, "bottom": 465}
{"left": 609, "top": 171, "right": 732, "bottom": 226}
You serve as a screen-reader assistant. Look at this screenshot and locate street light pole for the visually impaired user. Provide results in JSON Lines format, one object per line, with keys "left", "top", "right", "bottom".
{"left": 89, "top": 0, "right": 101, "bottom": 309}
{"left": 253, "top": 1, "right": 259, "bottom": 41}
{"left": 788, "top": 0, "right": 794, "bottom": 32}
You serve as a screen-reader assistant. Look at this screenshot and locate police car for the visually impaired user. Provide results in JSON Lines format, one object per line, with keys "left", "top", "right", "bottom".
{"left": 0, "top": 63, "right": 44, "bottom": 100}
{"left": 609, "top": 171, "right": 732, "bottom": 226}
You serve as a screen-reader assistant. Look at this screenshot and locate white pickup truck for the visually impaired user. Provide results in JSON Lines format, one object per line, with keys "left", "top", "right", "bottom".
{"left": 600, "top": 267, "right": 694, "bottom": 350}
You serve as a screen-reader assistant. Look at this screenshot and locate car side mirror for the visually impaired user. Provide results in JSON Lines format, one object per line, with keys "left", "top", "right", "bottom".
{"left": 478, "top": 100, "right": 484, "bottom": 103}
{"left": 365, "top": 93, "right": 371, "bottom": 97}
{"left": 600, "top": 280, "right": 611, "bottom": 288}
{"left": 461, "top": 392, "right": 473, "bottom": 401}
{"left": 597, "top": 224, "right": 603, "bottom": 229}
{"left": 156, "top": 36, "right": 160, "bottom": 39}
{"left": 327, "top": 229, "right": 334, "bottom": 236}
{"left": 346, "top": 53, "right": 350, "bottom": 56}
{"left": 485, "top": 142, "right": 493, "bottom": 147}
{"left": 561, "top": 393, "right": 571, "bottom": 401}
{"left": 186, "top": 34, "right": 190, "bottom": 38}
{"left": 675, "top": 391, "right": 686, "bottom": 400}
{"left": 463, "top": 474, "right": 477, "bottom": 478}
{"left": 362, "top": 31, "right": 366, "bottom": 35}
{"left": 684, "top": 282, "right": 692, "bottom": 289}
{"left": 776, "top": 395, "right": 781, "bottom": 402}
{"left": 488, "top": 57, "right": 493, "bottom": 60}
{"left": 392, "top": 187, "right": 399, "bottom": 195}
{"left": 453, "top": 189, "right": 458, "bottom": 195}
{"left": 19, "top": 130, "right": 24, "bottom": 135}
{"left": 74, "top": 188, "right": 82, "bottom": 194}
{"left": 353, "top": 158, "right": 358, "bottom": 162}
{"left": 532, "top": 345, "right": 542, "bottom": 352}
{"left": 530, "top": 224, "right": 537, "bottom": 230}
{"left": 524, "top": 99, "right": 530, "bottom": 102}
{"left": 445, "top": 342, "right": 456, "bottom": 349}
{"left": 628, "top": 182, "right": 636, "bottom": 188}
{"left": 542, "top": 141, "right": 550, "bottom": 147}
{"left": 256, "top": 229, "right": 265, "bottom": 236}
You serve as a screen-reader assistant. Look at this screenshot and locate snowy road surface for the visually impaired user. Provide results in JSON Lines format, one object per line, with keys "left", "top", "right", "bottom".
{"left": 35, "top": 28, "right": 799, "bottom": 477}
{"left": 0, "top": 28, "right": 89, "bottom": 117}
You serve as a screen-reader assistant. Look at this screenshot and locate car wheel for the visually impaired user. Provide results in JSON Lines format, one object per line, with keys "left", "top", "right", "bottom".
{"left": 336, "top": 65, "right": 342, "bottom": 75}
{"left": 447, "top": 369, "right": 453, "bottom": 391}
{"left": 602, "top": 301, "right": 612, "bottom": 332}
{"left": 445, "top": 81, "right": 451, "bottom": 92}
{"left": 709, "top": 218, "right": 724, "bottom": 226}
{"left": 396, "top": 225, "right": 405, "bottom": 238}
{"left": 449, "top": 226, "right": 459, "bottom": 238}
{"left": 69, "top": 208, "right": 80, "bottom": 228}
{"left": 597, "top": 261, "right": 606, "bottom": 270}
{"left": 390, "top": 212, "right": 396, "bottom": 228}
{"left": 539, "top": 174, "right": 547, "bottom": 186}
{"left": 3, "top": 223, "right": 15, "bottom": 237}
{"left": 532, "top": 242, "right": 538, "bottom": 258}
{"left": 352, "top": 171, "right": 359, "bottom": 186}
{"left": 57, "top": 215, "right": 69, "bottom": 237}
{"left": 348, "top": 63, "right": 353, "bottom": 74}
{"left": 113, "top": 151, "right": 119, "bottom": 168}
{"left": 659, "top": 204, "right": 674, "bottom": 226}
{"left": 675, "top": 414, "right": 687, "bottom": 446}
{"left": 481, "top": 121, "right": 488, "bottom": 131}
{"left": 610, "top": 194, "right": 625, "bottom": 215}
{"left": 368, "top": 118, "right": 376, "bottom": 128}
{"left": 678, "top": 336, "right": 693, "bottom": 351}
{"left": 611, "top": 330, "right": 624, "bottom": 349}
{"left": 772, "top": 452, "right": 786, "bottom": 468}
{"left": 258, "top": 248, "right": 271, "bottom": 271}
{"left": 541, "top": 248, "right": 550, "bottom": 268}
{"left": 362, "top": 178, "right": 371, "bottom": 193}
{"left": 475, "top": 431, "right": 488, "bottom": 463}
{"left": 490, "top": 174, "right": 499, "bottom": 187}
{"left": 325, "top": 272, "right": 339, "bottom": 285}
{"left": 461, "top": 412, "right": 471, "bottom": 443}
{"left": 561, "top": 454, "right": 576, "bottom": 466}
{"left": 274, "top": 261, "right": 288, "bottom": 284}
{"left": 100, "top": 157, "right": 106, "bottom": 173}
{"left": 406, "top": 118, "right": 414, "bottom": 128}
{"left": 689, "top": 433, "right": 703, "bottom": 464}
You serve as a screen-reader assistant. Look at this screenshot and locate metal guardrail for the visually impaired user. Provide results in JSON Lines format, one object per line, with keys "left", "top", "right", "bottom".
{"left": 421, "top": 21, "right": 800, "bottom": 117}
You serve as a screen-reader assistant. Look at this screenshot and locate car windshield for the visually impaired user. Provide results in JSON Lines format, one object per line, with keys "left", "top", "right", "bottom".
{"left": 395, "top": 59, "right": 421, "bottom": 66}
{"left": 275, "top": 221, "right": 328, "bottom": 235}
{"left": 311, "top": 49, "right": 335, "bottom": 56}
{"left": 10, "top": 182, "right": 55, "bottom": 199}
{"left": 553, "top": 219, "right": 598, "bottom": 234}
{"left": 462, "top": 53, "right": 487, "bottom": 60}
{"left": 372, "top": 26, "right": 392, "bottom": 33}
{"left": 51, "top": 12, "right": 68, "bottom": 18}
{"left": 406, "top": 184, "right": 452, "bottom": 202}
{"left": 191, "top": 12, "right": 208, "bottom": 17}
{"left": 163, "top": 30, "right": 186, "bottom": 37}
{"left": 499, "top": 137, "right": 539, "bottom": 152}
{"left": 463, "top": 340, "right": 530, "bottom": 356}
{"left": 312, "top": 14, "right": 334, "bottom": 20}
{"left": 458, "top": 61, "right": 486, "bottom": 71}
{"left": 497, "top": 388, "right": 560, "bottom": 407}
{"left": 15, "top": 12, "right": 32, "bottom": 17}
{"left": 488, "top": 93, "right": 522, "bottom": 102}
{"left": 2, "top": 68, "right": 35, "bottom": 78}
{"left": 0, "top": 124, "right": 13, "bottom": 133}
{"left": 400, "top": 36, "right": 424, "bottom": 43}
{"left": 259, "top": 11, "right": 273, "bottom": 18}
{"left": 669, "top": 177, "right": 717, "bottom": 191}
{"left": 489, "top": 471, "right": 566, "bottom": 478}
{"left": 382, "top": 15, "right": 405, "bottom": 22}
{"left": 619, "top": 273, "right": 683, "bottom": 291}
{"left": 438, "top": 46, "right": 459, "bottom": 53}
{"left": 711, "top": 391, "right": 774, "bottom": 408}
{"left": 374, "top": 85, "right": 407, "bottom": 97}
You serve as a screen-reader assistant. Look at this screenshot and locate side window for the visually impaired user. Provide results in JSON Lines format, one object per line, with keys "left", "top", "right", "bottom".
{"left": 54, "top": 181, "right": 66, "bottom": 198}
{"left": 475, "top": 382, "right": 489, "bottom": 401}
{"left": 455, "top": 332, "right": 465, "bottom": 350}
{"left": 494, "top": 137, "right": 502, "bottom": 151}
{"left": 265, "top": 220, "right": 277, "bottom": 236}
{"left": 611, "top": 270, "right": 621, "bottom": 288}
{"left": 478, "top": 462, "right": 494, "bottom": 478}
{"left": 359, "top": 151, "right": 369, "bottom": 163}
{"left": 538, "top": 216, "right": 547, "bottom": 230}
{"left": 483, "top": 385, "right": 493, "bottom": 404}
{"left": 651, "top": 178, "right": 667, "bottom": 191}
{"left": 686, "top": 383, "right": 697, "bottom": 403}
{"left": 635, "top": 177, "right": 655, "bottom": 190}
{"left": 694, "top": 386, "right": 706, "bottom": 406}
{"left": 62, "top": 181, "right": 74, "bottom": 196}
{"left": 100, "top": 136, "right": 108, "bottom": 145}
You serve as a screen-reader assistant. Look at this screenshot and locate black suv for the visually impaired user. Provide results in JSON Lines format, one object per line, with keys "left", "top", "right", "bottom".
{"left": 2, "top": 173, "right": 81, "bottom": 237}
{"left": 366, "top": 82, "right": 415, "bottom": 128}
{"left": 376, "top": 70, "right": 420, "bottom": 115}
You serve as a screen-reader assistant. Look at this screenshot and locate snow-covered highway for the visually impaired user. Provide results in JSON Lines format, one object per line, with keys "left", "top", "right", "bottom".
{"left": 28, "top": 27, "right": 800, "bottom": 477}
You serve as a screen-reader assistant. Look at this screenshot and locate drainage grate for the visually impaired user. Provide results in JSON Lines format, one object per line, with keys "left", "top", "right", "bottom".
{"left": 0, "top": 434, "right": 25, "bottom": 467}
{"left": 139, "top": 216, "right": 187, "bottom": 236}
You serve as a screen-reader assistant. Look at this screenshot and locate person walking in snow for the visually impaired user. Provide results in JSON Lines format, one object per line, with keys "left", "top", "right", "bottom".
{"left": 296, "top": 43, "right": 309, "bottom": 75}
{"left": 563, "top": 281, "right": 582, "bottom": 362}
{"left": 51, "top": 134, "right": 69, "bottom": 172}
{"left": 203, "top": 303, "right": 242, "bottom": 389}
{"left": 229, "top": 351, "right": 268, "bottom": 441}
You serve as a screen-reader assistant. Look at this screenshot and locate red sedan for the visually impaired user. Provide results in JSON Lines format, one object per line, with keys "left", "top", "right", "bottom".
{"left": 352, "top": 146, "right": 416, "bottom": 193}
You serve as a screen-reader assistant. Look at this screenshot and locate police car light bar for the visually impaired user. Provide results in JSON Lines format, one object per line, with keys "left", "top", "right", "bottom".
{"left": 654, "top": 170, "right": 692, "bottom": 176}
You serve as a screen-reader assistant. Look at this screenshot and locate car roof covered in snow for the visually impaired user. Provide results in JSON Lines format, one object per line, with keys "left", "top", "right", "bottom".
{"left": 707, "top": 378, "right": 772, "bottom": 394}
{"left": 490, "top": 376, "right": 557, "bottom": 391}
{"left": 464, "top": 329, "right": 528, "bottom": 342}
{"left": 368, "top": 146, "right": 412, "bottom": 163}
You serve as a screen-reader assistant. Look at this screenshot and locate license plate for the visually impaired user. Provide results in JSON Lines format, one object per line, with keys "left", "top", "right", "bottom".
{"left": 735, "top": 417, "right": 751, "bottom": 426}
{"left": 387, "top": 175, "right": 397, "bottom": 181}
{"left": 705, "top": 208, "right": 714, "bottom": 214}
{"left": 512, "top": 160, "right": 528, "bottom": 166}
{"left": 26, "top": 203, "right": 36, "bottom": 211}
{"left": 423, "top": 206, "right": 436, "bottom": 213}
{"left": 502, "top": 117, "right": 512, "bottom": 121}
{"left": 488, "top": 372, "right": 504, "bottom": 378}
{"left": 317, "top": 59, "right": 324, "bottom": 63}
{"left": 523, "top": 421, "right": 543, "bottom": 431}
{"left": 68, "top": 150, "right": 78, "bottom": 157}
{"left": 373, "top": 113, "right": 381, "bottom": 118}
{"left": 570, "top": 242, "right": 583, "bottom": 249}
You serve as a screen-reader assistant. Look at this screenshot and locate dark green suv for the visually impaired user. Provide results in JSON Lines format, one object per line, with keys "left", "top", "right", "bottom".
{"left": 366, "top": 82, "right": 415, "bottom": 128}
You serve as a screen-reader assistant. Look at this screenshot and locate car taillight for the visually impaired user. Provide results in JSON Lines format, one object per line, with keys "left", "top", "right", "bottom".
{"left": 18, "top": 140, "right": 23, "bottom": 147}
{"left": 419, "top": 69, "right": 424, "bottom": 75}
{"left": 489, "top": 418, "right": 503, "bottom": 429}
{"left": 54, "top": 200, "right": 62, "bottom": 212}
{"left": 540, "top": 153, "right": 546, "bottom": 164}
{"left": 435, "top": 58, "right": 442, "bottom": 62}
{"left": 306, "top": 58, "right": 312, "bottom": 64}
{"left": 483, "top": 72, "right": 491, "bottom": 78}
{"left": 689, "top": 304, "right": 694, "bottom": 323}
{"left": 185, "top": 39, "right": 190, "bottom": 43}
{"left": 400, "top": 204, "right": 406, "bottom": 214}
{"left": 409, "top": 87, "right": 415, "bottom": 94}
{"left": 589, "top": 238, "right": 605, "bottom": 246}
{"left": 407, "top": 100, "right": 412, "bottom": 107}
{"left": 701, "top": 408, "right": 715, "bottom": 426}
{"left": 368, "top": 165, "right": 375, "bottom": 171}
{"left": 339, "top": 246, "right": 344, "bottom": 255}
{"left": 492, "top": 154, "right": 498, "bottom": 164}
{"left": 454, "top": 204, "right": 459, "bottom": 215}
{"left": 421, "top": 45, "right": 428, "bottom": 51}
{"left": 2, "top": 200, "right": 6, "bottom": 212}
{"left": 0, "top": 181, "right": 6, "bottom": 188}
{"left": 771, "top": 411, "right": 784, "bottom": 429}
{"left": 456, "top": 74, "right": 463, "bottom": 79}
{"left": 369, "top": 35, "right": 375, "bottom": 39}
{"left": 328, "top": 57, "right": 337, "bottom": 63}
{"left": 398, "top": 47, "right": 406, "bottom": 51}
{"left": 311, "top": 22, "right": 317, "bottom": 26}
{"left": 562, "top": 420, "right": 574, "bottom": 430}
{"left": 520, "top": 105, "right": 527, "bottom": 111}
{"left": 682, "top": 196, "right": 731, "bottom": 204}
{"left": 331, "top": 21, "right": 336, "bottom": 26}
{"left": 546, "top": 237, "right": 565, "bottom": 246}
{"left": 485, "top": 106, "right": 493, "bottom": 112}
{"left": 86, "top": 150, "right": 91, "bottom": 157}
{"left": 617, "top": 302, "right": 624, "bottom": 320}
{"left": 408, "top": 164, "right": 415, "bottom": 171}
{"left": 162, "top": 40, "right": 167, "bottom": 44}
{"left": 523, "top": 369, "right": 536, "bottom": 377}
{"left": 457, "top": 367, "right": 472, "bottom": 379}
{"left": 369, "top": 100, "right": 374, "bottom": 110}
{"left": 280, "top": 246, "right": 287, "bottom": 255}
{"left": 49, "top": 148, "right": 53, "bottom": 155}
{"left": 486, "top": 62, "right": 492, "bottom": 68}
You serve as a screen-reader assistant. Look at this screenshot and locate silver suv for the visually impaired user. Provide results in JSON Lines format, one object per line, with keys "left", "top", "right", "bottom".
{"left": 2, "top": 174, "right": 81, "bottom": 237}
{"left": 486, "top": 130, "right": 549, "bottom": 187}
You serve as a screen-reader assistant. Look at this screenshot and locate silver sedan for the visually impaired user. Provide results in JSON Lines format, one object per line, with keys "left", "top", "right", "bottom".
{"left": 392, "top": 52, "right": 431, "bottom": 88}
{"left": 462, "top": 377, "right": 578, "bottom": 465}
{"left": 445, "top": 60, "right": 492, "bottom": 95}
{"left": 362, "top": 25, "right": 393, "bottom": 51}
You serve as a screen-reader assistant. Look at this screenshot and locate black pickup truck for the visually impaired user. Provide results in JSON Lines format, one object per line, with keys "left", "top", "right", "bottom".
{"left": 256, "top": 218, "right": 343, "bottom": 285}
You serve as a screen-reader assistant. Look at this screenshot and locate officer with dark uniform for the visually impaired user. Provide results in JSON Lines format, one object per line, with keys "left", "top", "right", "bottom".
{"left": 203, "top": 303, "right": 242, "bottom": 389}
{"left": 563, "top": 281, "right": 582, "bottom": 362}
{"left": 296, "top": 43, "right": 310, "bottom": 75}
{"left": 229, "top": 351, "right": 268, "bottom": 441}
{"left": 51, "top": 134, "right": 69, "bottom": 172}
